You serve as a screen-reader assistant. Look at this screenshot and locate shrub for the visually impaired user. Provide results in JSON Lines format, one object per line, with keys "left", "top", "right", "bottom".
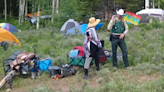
{"left": 96, "top": 68, "right": 110, "bottom": 83}
{"left": 51, "top": 56, "right": 68, "bottom": 66}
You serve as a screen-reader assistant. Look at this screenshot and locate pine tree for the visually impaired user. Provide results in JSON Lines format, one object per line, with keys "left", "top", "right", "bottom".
{"left": 114, "top": 0, "right": 144, "bottom": 13}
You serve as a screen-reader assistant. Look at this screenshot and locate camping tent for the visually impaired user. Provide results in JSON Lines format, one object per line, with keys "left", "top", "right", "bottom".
{"left": 136, "top": 9, "right": 164, "bottom": 16}
{"left": 60, "top": 19, "right": 79, "bottom": 33}
{"left": 0, "top": 23, "right": 18, "bottom": 34}
{"left": 0, "top": 28, "right": 21, "bottom": 47}
{"left": 27, "top": 11, "right": 42, "bottom": 18}
{"left": 136, "top": 9, "right": 164, "bottom": 23}
{"left": 64, "top": 23, "right": 104, "bottom": 36}
{"left": 26, "top": 11, "right": 52, "bottom": 24}
{"left": 27, "top": 15, "right": 51, "bottom": 24}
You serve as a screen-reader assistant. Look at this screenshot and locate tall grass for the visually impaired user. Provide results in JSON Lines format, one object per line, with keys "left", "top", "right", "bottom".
{"left": 1, "top": 19, "right": 164, "bottom": 91}
{"left": 1, "top": 20, "right": 164, "bottom": 71}
{"left": 70, "top": 62, "right": 164, "bottom": 92}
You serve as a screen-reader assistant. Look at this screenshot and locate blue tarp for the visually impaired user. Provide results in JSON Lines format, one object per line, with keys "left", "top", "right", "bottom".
{"left": 65, "top": 23, "right": 104, "bottom": 36}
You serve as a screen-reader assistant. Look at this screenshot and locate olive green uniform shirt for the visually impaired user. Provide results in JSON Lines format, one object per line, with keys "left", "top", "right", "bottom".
{"left": 107, "top": 17, "right": 129, "bottom": 35}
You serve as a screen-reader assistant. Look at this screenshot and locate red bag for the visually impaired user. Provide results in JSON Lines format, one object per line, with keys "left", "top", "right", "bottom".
{"left": 99, "top": 57, "right": 107, "bottom": 64}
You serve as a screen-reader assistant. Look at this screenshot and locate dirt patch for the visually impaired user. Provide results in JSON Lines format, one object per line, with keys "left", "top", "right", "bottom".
{"left": 8, "top": 76, "right": 100, "bottom": 92}
{"left": 88, "top": 82, "right": 99, "bottom": 88}
{"left": 1, "top": 70, "right": 161, "bottom": 92}
{"left": 137, "top": 75, "right": 158, "bottom": 83}
{"left": 50, "top": 78, "right": 100, "bottom": 92}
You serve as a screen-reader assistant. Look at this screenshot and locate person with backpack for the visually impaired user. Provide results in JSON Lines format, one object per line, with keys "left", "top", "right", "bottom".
{"left": 107, "top": 9, "right": 132, "bottom": 71}
{"left": 83, "top": 17, "right": 102, "bottom": 79}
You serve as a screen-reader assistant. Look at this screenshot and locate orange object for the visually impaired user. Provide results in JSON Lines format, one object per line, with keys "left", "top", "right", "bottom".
{"left": 0, "top": 28, "right": 21, "bottom": 47}
{"left": 54, "top": 74, "right": 61, "bottom": 79}
{"left": 27, "top": 11, "right": 42, "bottom": 18}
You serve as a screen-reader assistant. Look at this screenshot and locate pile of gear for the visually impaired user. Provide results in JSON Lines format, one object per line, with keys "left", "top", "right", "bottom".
{"left": 48, "top": 64, "right": 76, "bottom": 79}
{"left": 0, "top": 50, "right": 77, "bottom": 90}
{"left": 0, "top": 43, "right": 112, "bottom": 91}
{"left": 1, "top": 51, "right": 40, "bottom": 89}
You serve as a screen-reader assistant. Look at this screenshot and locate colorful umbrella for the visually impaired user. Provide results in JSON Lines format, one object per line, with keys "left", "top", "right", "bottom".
{"left": 65, "top": 23, "right": 104, "bottom": 35}
{"left": 0, "top": 23, "right": 18, "bottom": 34}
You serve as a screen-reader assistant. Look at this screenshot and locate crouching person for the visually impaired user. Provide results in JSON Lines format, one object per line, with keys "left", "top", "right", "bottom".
{"left": 83, "top": 17, "right": 102, "bottom": 79}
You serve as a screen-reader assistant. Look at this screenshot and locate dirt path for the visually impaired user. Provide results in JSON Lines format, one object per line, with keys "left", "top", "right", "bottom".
{"left": 8, "top": 75, "right": 100, "bottom": 92}
{"left": 0, "top": 70, "right": 161, "bottom": 92}
{"left": 137, "top": 74, "right": 159, "bottom": 83}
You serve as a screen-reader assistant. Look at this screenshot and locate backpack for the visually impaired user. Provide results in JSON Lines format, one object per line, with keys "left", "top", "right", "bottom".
{"left": 60, "top": 64, "right": 76, "bottom": 78}
{"left": 48, "top": 64, "right": 76, "bottom": 78}
{"left": 48, "top": 66, "right": 61, "bottom": 77}
{"left": 38, "top": 58, "right": 52, "bottom": 71}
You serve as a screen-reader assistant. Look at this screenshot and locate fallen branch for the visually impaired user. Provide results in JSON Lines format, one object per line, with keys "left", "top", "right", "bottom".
{"left": 0, "top": 70, "right": 16, "bottom": 89}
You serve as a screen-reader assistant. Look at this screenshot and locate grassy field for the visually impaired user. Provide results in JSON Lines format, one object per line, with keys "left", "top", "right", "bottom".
{"left": 0, "top": 20, "right": 164, "bottom": 92}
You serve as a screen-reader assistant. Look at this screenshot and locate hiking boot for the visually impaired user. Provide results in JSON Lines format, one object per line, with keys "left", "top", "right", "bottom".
{"left": 83, "top": 75, "right": 91, "bottom": 79}
{"left": 96, "top": 67, "right": 100, "bottom": 71}
{"left": 114, "top": 67, "right": 117, "bottom": 71}
{"left": 125, "top": 67, "right": 132, "bottom": 70}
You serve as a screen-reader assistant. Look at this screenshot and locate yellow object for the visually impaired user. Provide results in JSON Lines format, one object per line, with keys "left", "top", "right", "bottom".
{"left": 87, "top": 17, "right": 100, "bottom": 28}
{"left": 123, "top": 11, "right": 141, "bottom": 25}
{"left": 124, "top": 16, "right": 140, "bottom": 25}
{"left": 0, "top": 28, "right": 22, "bottom": 47}
{"left": 30, "top": 61, "right": 33, "bottom": 66}
{"left": 0, "top": 23, "right": 4, "bottom": 27}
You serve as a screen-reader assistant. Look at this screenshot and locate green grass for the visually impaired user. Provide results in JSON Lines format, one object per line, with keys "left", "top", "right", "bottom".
{"left": 1, "top": 20, "right": 164, "bottom": 92}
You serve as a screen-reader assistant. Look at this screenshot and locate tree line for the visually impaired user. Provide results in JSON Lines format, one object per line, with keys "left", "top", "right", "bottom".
{"left": 0, "top": 0, "right": 163, "bottom": 29}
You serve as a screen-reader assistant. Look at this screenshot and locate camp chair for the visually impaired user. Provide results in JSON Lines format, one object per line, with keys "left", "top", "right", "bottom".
{"left": 97, "top": 40, "right": 112, "bottom": 64}
{"left": 67, "top": 49, "right": 84, "bottom": 66}
{"left": 67, "top": 49, "right": 94, "bottom": 67}
{"left": 98, "top": 49, "right": 112, "bottom": 64}
{"left": 69, "top": 56, "right": 86, "bottom": 66}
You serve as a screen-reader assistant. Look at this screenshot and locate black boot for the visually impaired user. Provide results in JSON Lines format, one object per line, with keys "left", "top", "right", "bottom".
{"left": 96, "top": 66, "right": 100, "bottom": 71}
{"left": 83, "top": 69, "right": 91, "bottom": 79}
{"left": 83, "top": 75, "right": 91, "bottom": 79}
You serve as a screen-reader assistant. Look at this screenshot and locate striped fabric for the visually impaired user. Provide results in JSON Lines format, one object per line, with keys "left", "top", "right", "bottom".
{"left": 83, "top": 27, "right": 101, "bottom": 57}
{"left": 10, "top": 52, "right": 36, "bottom": 70}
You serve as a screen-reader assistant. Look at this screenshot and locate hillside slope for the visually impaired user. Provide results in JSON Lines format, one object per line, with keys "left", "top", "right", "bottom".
{"left": 0, "top": 26, "right": 164, "bottom": 92}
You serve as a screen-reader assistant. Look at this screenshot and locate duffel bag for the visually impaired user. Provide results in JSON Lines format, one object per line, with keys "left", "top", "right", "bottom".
{"left": 38, "top": 58, "right": 51, "bottom": 71}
